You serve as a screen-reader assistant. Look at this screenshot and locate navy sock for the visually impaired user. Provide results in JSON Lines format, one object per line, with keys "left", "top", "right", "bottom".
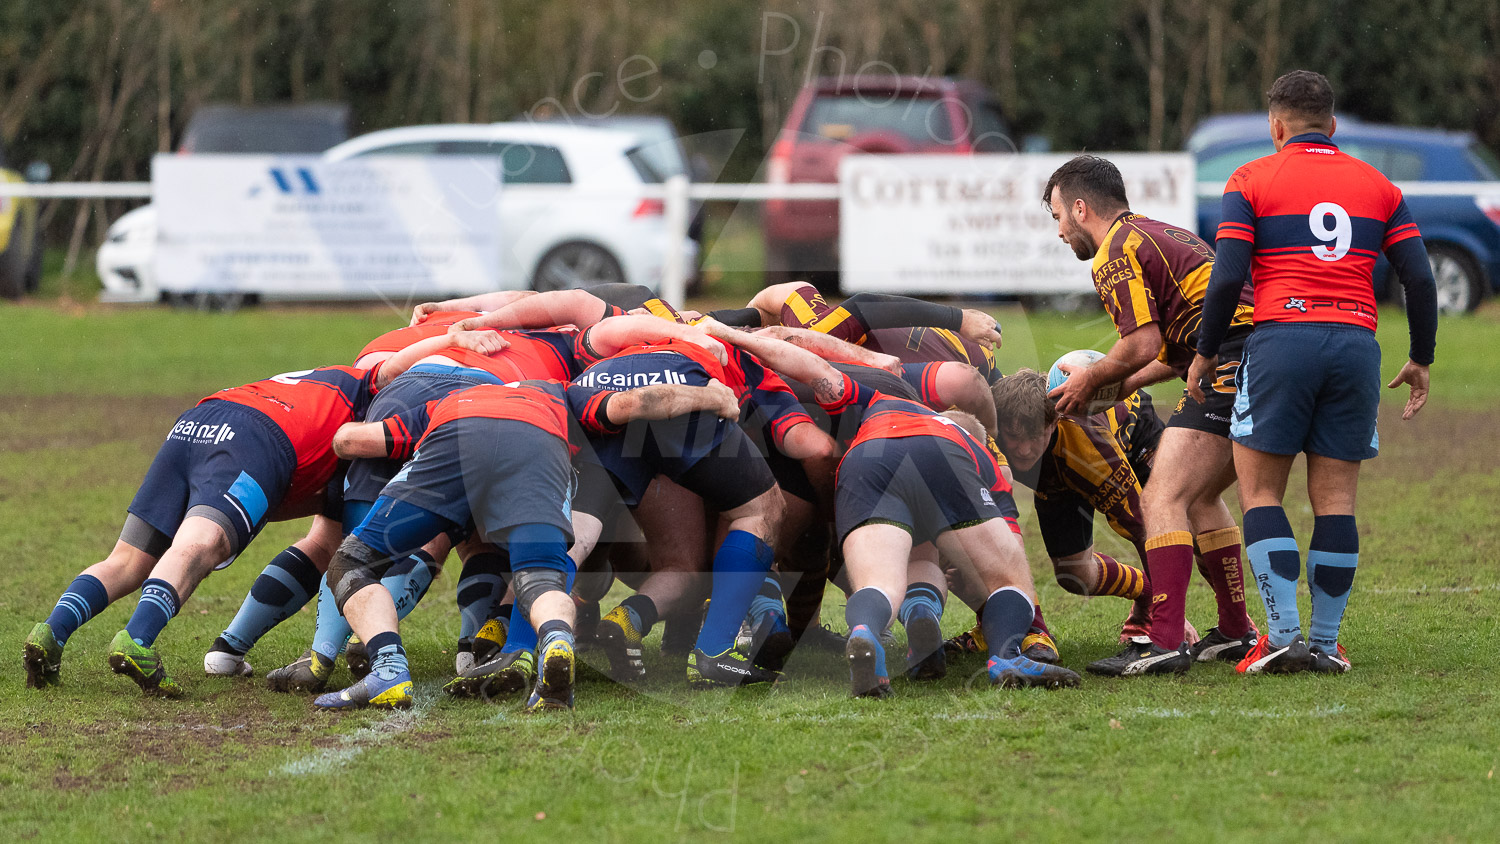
{"left": 1307, "top": 515, "right": 1358, "bottom": 651}
{"left": 125, "top": 578, "right": 181, "bottom": 647}
{"left": 502, "top": 601, "right": 539, "bottom": 654}
{"left": 695, "top": 531, "right": 775, "bottom": 656}
{"left": 620, "top": 594, "right": 659, "bottom": 635}
{"left": 897, "top": 582, "right": 944, "bottom": 627}
{"left": 366, "top": 630, "right": 408, "bottom": 681}
{"left": 44, "top": 574, "right": 110, "bottom": 646}
{"left": 980, "top": 587, "right": 1034, "bottom": 660}
{"left": 748, "top": 576, "right": 786, "bottom": 621}
{"left": 456, "top": 551, "right": 508, "bottom": 640}
{"left": 538, "top": 619, "right": 575, "bottom": 652}
{"left": 845, "top": 587, "right": 893, "bottom": 636}
{"left": 218, "top": 546, "right": 321, "bottom": 655}
{"left": 1244, "top": 506, "right": 1303, "bottom": 647}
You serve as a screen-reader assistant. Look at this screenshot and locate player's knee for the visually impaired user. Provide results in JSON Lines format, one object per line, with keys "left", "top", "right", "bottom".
{"left": 326, "top": 535, "right": 389, "bottom": 614}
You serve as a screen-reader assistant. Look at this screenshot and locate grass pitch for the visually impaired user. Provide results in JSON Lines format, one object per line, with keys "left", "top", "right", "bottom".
{"left": 2, "top": 300, "right": 1498, "bottom": 842}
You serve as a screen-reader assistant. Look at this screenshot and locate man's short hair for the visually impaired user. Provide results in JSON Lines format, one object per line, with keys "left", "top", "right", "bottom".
{"left": 1043, "top": 155, "right": 1129, "bottom": 215}
{"left": 938, "top": 409, "right": 989, "bottom": 446}
{"left": 990, "top": 369, "right": 1058, "bottom": 437}
{"left": 1268, "top": 70, "right": 1334, "bottom": 127}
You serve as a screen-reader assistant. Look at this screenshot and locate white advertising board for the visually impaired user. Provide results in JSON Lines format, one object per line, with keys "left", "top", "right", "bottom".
{"left": 839, "top": 153, "right": 1197, "bottom": 294}
{"left": 154, "top": 155, "right": 501, "bottom": 296}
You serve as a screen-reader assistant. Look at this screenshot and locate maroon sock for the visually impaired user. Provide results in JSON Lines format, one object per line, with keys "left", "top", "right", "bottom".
{"left": 1030, "top": 603, "right": 1051, "bottom": 637}
{"left": 1196, "top": 528, "right": 1253, "bottom": 638}
{"left": 1145, "top": 531, "right": 1195, "bottom": 650}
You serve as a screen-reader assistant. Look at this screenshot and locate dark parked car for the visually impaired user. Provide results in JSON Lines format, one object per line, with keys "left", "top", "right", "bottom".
{"left": 178, "top": 102, "right": 351, "bottom": 154}
{"left": 1190, "top": 113, "right": 1500, "bottom": 313}
{"left": 763, "top": 75, "right": 1013, "bottom": 288}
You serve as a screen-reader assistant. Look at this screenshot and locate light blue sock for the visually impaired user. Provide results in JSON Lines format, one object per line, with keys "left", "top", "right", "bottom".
{"left": 1244, "top": 506, "right": 1302, "bottom": 648}
{"left": 1307, "top": 515, "right": 1358, "bottom": 651}
{"left": 310, "top": 553, "right": 437, "bottom": 660}
{"left": 748, "top": 576, "right": 785, "bottom": 621}
{"left": 310, "top": 576, "right": 347, "bottom": 661}
{"left": 218, "top": 546, "right": 321, "bottom": 655}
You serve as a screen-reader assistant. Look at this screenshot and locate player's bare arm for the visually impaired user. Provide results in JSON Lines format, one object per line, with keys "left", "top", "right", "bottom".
{"left": 373, "top": 329, "right": 510, "bottom": 390}
{"left": 331, "top": 421, "right": 390, "bottom": 459}
{"left": 1051, "top": 322, "right": 1162, "bottom": 415}
{"left": 605, "top": 379, "right": 742, "bottom": 424}
{"left": 1118, "top": 360, "right": 1177, "bottom": 396}
{"left": 409, "top": 290, "right": 536, "bottom": 325}
{"left": 697, "top": 319, "right": 846, "bottom": 404}
{"left": 449, "top": 288, "right": 610, "bottom": 333}
{"left": 587, "top": 314, "right": 727, "bottom": 364}
{"left": 756, "top": 325, "right": 902, "bottom": 374}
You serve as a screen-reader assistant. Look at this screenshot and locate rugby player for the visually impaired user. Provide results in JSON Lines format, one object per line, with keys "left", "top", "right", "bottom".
{"left": 314, "top": 376, "right": 742, "bottom": 710}
{"left": 1043, "top": 155, "right": 1259, "bottom": 676}
{"left": 699, "top": 320, "right": 1080, "bottom": 695}
{"left": 1188, "top": 70, "right": 1437, "bottom": 674}
{"left": 21, "top": 330, "right": 503, "bottom": 696}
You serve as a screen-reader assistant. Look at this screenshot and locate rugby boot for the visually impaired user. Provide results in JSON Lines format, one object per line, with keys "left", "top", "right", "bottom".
{"left": 23, "top": 622, "right": 63, "bottom": 689}
{"left": 1309, "top": 643, "right": 1351, "bottom": 674}
{"left": 987, "top": 653, "right": 1082, "bottom": 689}
{"left": 596, "top": 605, "right": 647, "bottom": 683}
{"left": 203, "top": 646, "right": 253, "bottom": 677}
{"left": 1236, "top": 634, "right": 1313, "bottom": 675}
{"left": 748, "top": 609, "right": 795, "bottom": 672}
{"left": 1087, "top": 637, "right": 1192, "bottom": 677}
{"left": 1189, "top": 625, "right": 1259, "bottom": 663}
{"left": 1020, "top": 630, "right": 1060, "bottom": 664}
{"left": 687, "top": 647, "right": 782, "bottom": 689}
{"left": 313, "top": 671, "right": 413, "bottom": 711}
{"left": 444, "top": 649, "right": 536, "bottom": 699}
{"left": 344, "top": 636, "right": 370, "bottom": 681}
{"left": 846, "top": 625, "right": 892, "bottom": 699}
{"left": 265, "top": 649, "right": 335, "bottom": 693}
{"left": 943, "top": 622, "right": 986, "bottom": 657}
{"left": 904, "top": 614, "right": 947, "bottom": 681}
{"left": 525, "top": 638, "right": 576, "bottom": 712}
{"left": 107, "top": 630, "right": 186, "bottom": 699}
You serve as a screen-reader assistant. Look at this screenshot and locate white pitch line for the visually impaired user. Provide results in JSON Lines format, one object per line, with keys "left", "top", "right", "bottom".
{"left": 1120, "top": 704, "right": 1348, "bottom": 720}
{"left": 275, "top": 683, "right": 438, "bottom": 777}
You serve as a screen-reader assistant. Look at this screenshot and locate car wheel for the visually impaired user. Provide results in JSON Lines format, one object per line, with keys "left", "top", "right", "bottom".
{"left": 531, "top": 242, "right": 625, "bottom": 291}
{"left": 1426, "top": 243, "right": 1483, "bottom": 314}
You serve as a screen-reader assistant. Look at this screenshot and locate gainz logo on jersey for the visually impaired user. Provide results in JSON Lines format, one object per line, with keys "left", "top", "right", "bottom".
{"left": 169, "top": 420, "right": 237, "bottom": 444}
{"left": 576, "top": 369, "right": 693, "bottom": 390}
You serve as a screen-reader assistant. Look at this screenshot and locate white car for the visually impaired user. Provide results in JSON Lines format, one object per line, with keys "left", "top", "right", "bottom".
{"left": 97, "top": 122, "right": 697, "bottom": 301}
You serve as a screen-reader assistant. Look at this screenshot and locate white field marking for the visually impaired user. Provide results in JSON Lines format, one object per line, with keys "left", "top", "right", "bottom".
{"left": 275, "top": 683, "right": 438, "bottom": 777}
{"left": 1119, "top": 704, "right": 1347, "bottom": 720}
{"left": 1362, "top": 583, "right": 1500, "bottom": 596}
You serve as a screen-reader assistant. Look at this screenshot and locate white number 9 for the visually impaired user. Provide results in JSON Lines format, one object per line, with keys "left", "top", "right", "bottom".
{"left": 1308, "top": 202, "right": 1351, "bottom": 261}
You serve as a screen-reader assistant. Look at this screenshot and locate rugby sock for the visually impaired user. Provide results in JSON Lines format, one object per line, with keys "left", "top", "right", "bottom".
{"left": 1145, "top": 531, "right": 1195, "bottom": 651}
{"left": 366, "top": 631, "right": 408, "bottom": 681}
{"left": 456, "top": 551, "right": 509, "bottom": 641}
{"left": 749, "top": 576, "right": 786, "bottom": 621}
{"left": 44, "top": 574, "right": 109, "bottom": 646}
{"left": 620, "top": 594, "right": 659, "bottom": 635}
{"left": 1307, "top": 515, "right": 1358, "bottom": 652}
{"left": 1243, "top": 506, "right": 1302, "bottom": 648}
{"left": 980, "top": 587, "right": 1035, "bottom": 660}
{"left": 695, "top": 530, "right": 775, "bottom": 656}
{"left": 310, "top": 576, "right": 345, "bottom": 661}
{"left": 501, "top": 602, "right": 539, "bottom": 655}
{"left": 216, "top": 546, "right": 322, "bottom": 655}
{"left": 845, "top": 588, "right": 893, "bottom": 636}
{"left": 897, "top": 582, "right": 943, "bottom": 627}
{"left": 1091, "top": 553, "right": 1150, "bottom": 599}
{"left": 125, "top": 578, "right": 181, "bottom": 647}
{"left": 1195, "top": 527, "right": 1253, "bottom": 639}
{"left": 1031, "top": 603, "right": 1052, "bottom": 637}
{"left": 538, "top": 619, "right": 575, "bottom": 653}
{"left": 387, "top": 551, "right": 439, "bottom": 619}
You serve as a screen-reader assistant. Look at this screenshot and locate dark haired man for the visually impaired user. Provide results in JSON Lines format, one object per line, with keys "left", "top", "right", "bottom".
{"left": 1188, "top": 70, "right": 1437, "bottom": 675}
{"left": 1040, "top": 154, "right": 1259, "bottom": 676}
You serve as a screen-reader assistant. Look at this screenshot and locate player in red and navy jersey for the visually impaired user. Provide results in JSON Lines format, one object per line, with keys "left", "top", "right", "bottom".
{"left": 702, "top": 323, "right": 1081, "bottom": 696}
{"left": 22, "top": 330, "right": 499, "bottom": 697}
{"left": 1189, "top": 71, "right": 1437, "bottom": 675}
{"left": 310, "top": 377, "right": 741, "bottom": 710}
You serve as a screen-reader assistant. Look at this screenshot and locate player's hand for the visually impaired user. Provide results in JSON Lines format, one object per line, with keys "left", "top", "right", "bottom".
{"left": 959, "top": 309, "right": 1002, "bottom": 349}
{"left": 678, "top": 309, "right": 704, "bottom": 323}
{"left": 449, "top": 329, "right": 509, "bottom": 355}
{"left": 410, "top": 302, "right": 444, "bottom": 326}
{"left": 682, "top": 328, "right": 729, "bottom": 366}
{"left": 692, "top": 317, "right": 730, "bottom": 339}
{"left": 1184, "top": 354, "right": 1216, "bottom": 405}
{"left": 705, "top": 378, "right": 741, "bottom": 419}
{"left": 871, "top": 353, "right": 904, "bottom": 376}
{"left": 1387, "top": 360, "right": 1430, "bottom": 419}
{"left": 1047, "top": 362, "right": 1093, "bottom": 416}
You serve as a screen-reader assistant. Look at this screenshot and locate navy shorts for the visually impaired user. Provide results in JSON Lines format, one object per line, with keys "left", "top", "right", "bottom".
{"left": 586, "top": 412, "right": 776, "bottom": 513}
{"left": 834, "top": 435, "right": 1014, "bottom": 546}
{"left": 1167, "top": 327, "right": 1249, "bottom": 438}
{"left": 125, "top": 401, "right": 295, "bottom": 556}
{"left": 378, "top": 417, "right": 576, "bottom": 546}
{"left": 343, "top": 363, "right": 503, "bottom": 506}
{"left": 1231, "top": 322, "right": 1382, "bottom": 461}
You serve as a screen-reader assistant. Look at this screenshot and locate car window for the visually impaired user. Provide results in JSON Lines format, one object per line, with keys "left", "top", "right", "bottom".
{"left": 1376, "top": 147, "right": 1425, "bottom": 181}
{"left": 437, "top": 141, "right": 572, "bottom": 184}
{"left": 801, "top": 94, "right": 953, "bottom": 146}
{"left": 625, "top": 146, "right": 665, "bottom": 183}
{"left": 1195, "top": 142, "right": 1274, "bottom": 183}
{"left": 1465, "top": 142, "right": 1500, "bottom": 180}
{"left": 968, "top": 101, "right": 1013, "bottom": 152}
{"left": 351, "top": 141, "right": 444, "bottom": 156}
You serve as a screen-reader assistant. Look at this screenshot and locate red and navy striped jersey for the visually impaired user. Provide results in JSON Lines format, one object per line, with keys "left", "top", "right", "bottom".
{"left": 433, "top": 328, "right": 581, "bottom": 383}
{"left": 1217, "top": 133, "right": 1421, "bottom": 330}
{"left": 355, "top": 310, "right": 480, "bottom": 363}
{"left": 202, "top": 365, "right": 380, "bottom": 512}
{"left": 381, "top": 380, "right": 616, "bottom": 460}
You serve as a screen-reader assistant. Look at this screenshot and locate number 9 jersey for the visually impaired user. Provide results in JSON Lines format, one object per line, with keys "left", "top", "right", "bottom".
{"left": 1216, "top": 132, "right": 1421, "bottom": 330}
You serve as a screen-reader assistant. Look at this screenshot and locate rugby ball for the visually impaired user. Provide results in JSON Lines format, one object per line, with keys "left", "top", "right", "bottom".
{"left": 1047, "top": 350, "right": 1121, "bottom": 415}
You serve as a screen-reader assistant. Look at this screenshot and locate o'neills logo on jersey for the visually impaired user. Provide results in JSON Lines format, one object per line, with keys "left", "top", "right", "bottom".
{"left": 575, "top": 369, "right": 693, "bottom": 390}
{"left": 170, "top": 420, "right": 237, "bottom": 444}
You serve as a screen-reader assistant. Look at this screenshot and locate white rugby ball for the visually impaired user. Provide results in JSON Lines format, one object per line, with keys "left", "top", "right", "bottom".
{"left": 1047, "top": 350, "right": 1120, "bottom": 414}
